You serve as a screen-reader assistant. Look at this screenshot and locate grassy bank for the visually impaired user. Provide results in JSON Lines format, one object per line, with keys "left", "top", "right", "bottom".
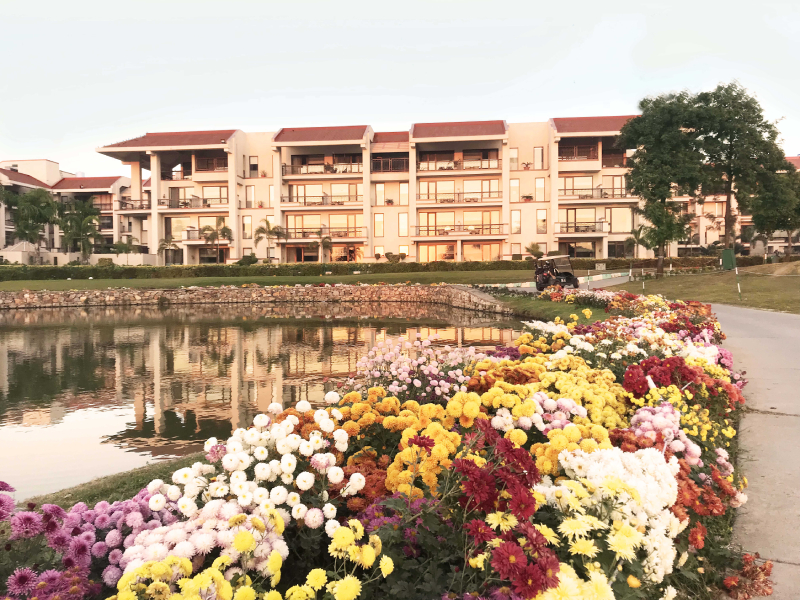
{"left": 609, "top": 270, "right": 800, "bottom": 313}
{"left": 24, "top": 453, "right": 204, "bottom": 508}
{"left": 486, "top": 292, "right": 614, "bottom": 324}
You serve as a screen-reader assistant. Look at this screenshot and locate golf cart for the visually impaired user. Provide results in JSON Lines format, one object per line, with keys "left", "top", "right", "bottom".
{"left": 534, "top": 255, "right": 580, "bottom": 291}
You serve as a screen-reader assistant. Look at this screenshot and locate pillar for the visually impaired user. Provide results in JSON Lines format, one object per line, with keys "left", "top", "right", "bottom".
{"left": 408, "top": 143, "right": 417, "bottom": 260}
{"left": 227, "top": 141, "right": 240, "bottom": 262}
{"left": 501, "top": 141, "right": 511, "bottom": 258}
{"left": 151, "top": 329, "right": 165, "bottom": 435}
{"left": 362, "top": 144, "right": 372, "bottom": 258}
{"left": 149, "top": 153, "right": 162, "bottom": 261}
{"left": 272, "top": 149, "right": 283, "bottom": 262}
{"left": 548, "top": 132, "right": 560, "bottom": 254}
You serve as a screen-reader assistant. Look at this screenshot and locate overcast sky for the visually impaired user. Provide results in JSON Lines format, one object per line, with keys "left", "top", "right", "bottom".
{"left": 1, "top": 0, "right": 799, "bottom": 177}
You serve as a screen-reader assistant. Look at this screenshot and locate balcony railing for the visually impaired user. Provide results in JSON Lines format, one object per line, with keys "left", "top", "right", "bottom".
{"left": 283, "top": 226, "right": 367, "bottom": 239}
{"left": 558, "top": 188, "right": 631, "bottom": 199}
{"left": 328, "top": 227, "right": 367, "bottom": 238}
{"left": 119, "top": 200, "right": 151, "bottom": 210}
{"left": 160, "top": 170, "right": 192, "bottom": 180}
{"left": 371, "top": 158, "right": 409, "bottom": 172}
{"left": 281, "top": 195, "right": 363, "bottom": 206}
{"left": 282, "top": 163, "right": 363, "bottom": 175}
{"left": 416, "top": 191, "right": 502, "bottom": 204}
{"left": 557, "top": 221, "right": 606, "bottom": 233}
{"left": 601, "top": 154, "right": 626, "bottom": 168}
{"left": 414, "top": 224, "right": 507, "bottom": 237}
{"left": 93, "top": 202, "right": 113, "bottom": 211}
{"left": 417, "top": 159, "right": 501, "bottom": 171}
{"left": 184, "top": 230, "right": 201, "bottom": 240}
{"left": 558, "top": 146, "right": 599, "bottom": 161}
{"left": 195, "top": 158, "right": 228, "bottom": 172}
{"left": 158, "top": 197, "right": 228, "bottom": 209}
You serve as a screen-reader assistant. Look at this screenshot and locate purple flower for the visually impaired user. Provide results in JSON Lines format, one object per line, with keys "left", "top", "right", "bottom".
{"left": 105, "top": 529, "right": 122, "bottom": 548}
{"left": 62, "top": 514, "right": 81, "bottom": 529}
{"left": 94, "top": 500, "right": 110, "bottom": 514}
{"left": 123, "top": 533, "right": 136, "bottom": 548}
{"left": 0, "top": 494, "right": 14, "bottom": 521}
{"left": 124, "top": 512, "right": 143, "bottom": 528}
{"left": 110, "top": 510, "right": 123, "bottom": 522}
{"left": 108, "top": 548, "right": 123, "bottom": 565}
{"left": 206, "top": 444, "right": 227, "bottom": 463}
{"left": 0, "top": 481, "right": 15, "bottom": 493}
{"left": 81, "top": 509, "right": 97, "bottom": 524}
{"left": 79, "top": 530, "right": 96, "bottom": 544}
{"left": 102, "top": 566, "right": 122, "bottom": 587}
{"left": 7, "top": 568, "right": 38, "bottom": 596}
{"left": 68, "top": 537, "right": 91, "bottom": 560}
{"left": 69, "top": 502, "right": 88, "bottom": 514}
{"left": 43, "top": 518, "right": 60, "bottom": 534}
{"left": 47, "top": 529, "right": 71, "bottom": 551}
{"left": 10, "top": 511, "right": 44, "bottom": 539}
{"left": 94, "top": 513, "right": 111, "bottom": 529}
{"left": 62, "top": 555, "right": 77, "bottom": 569}
{"left": 91, "top": 541, "right": 108, "bottom": 558}
{"left": 38, "top": 569, "right": 62, "bottom": 586}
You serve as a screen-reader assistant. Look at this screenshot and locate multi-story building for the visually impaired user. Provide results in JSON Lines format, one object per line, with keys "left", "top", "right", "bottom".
{"left": 95, "top": 117, "right": 789, "bottom": 265}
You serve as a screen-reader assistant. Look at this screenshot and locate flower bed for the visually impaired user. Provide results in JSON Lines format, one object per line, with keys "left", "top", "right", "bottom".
{"left": 0, "top": 287, "right": 773, "bottom": 600}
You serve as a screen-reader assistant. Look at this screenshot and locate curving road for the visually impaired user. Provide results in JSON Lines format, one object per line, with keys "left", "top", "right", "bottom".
{"left": 714, "top": 304, "right": 800, "bottom": 599}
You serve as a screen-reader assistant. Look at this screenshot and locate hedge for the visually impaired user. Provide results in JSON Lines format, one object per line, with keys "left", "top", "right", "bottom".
{"left": 0, "top": 255, "right": 792, "bottom": 282}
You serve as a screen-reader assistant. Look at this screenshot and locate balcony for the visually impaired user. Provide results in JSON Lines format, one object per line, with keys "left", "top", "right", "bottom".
{"left": 282, "top": 227, "right": 368, "bottom": 240}
{"left": 158, "top": 197, "right": 228, "bottom": 209}
{"left": 558, "top": 145, "right": 601, "bottom": 172}
{"left": 413, "top": 224, "right": 508, "bottom": 237}
{"left": 601, "top": 154, "right": 626, "bottom": 168}
{"left": 281, "top": 195, "right": 363, "bottom": 207}
{"left": 282, "top": 163, "right": 363, "bottom": 176}
{"left": 119, "top": 200, "right": 151, "bottom": 210}
{"left": 371, "top": 158, "right": 409, "bottom": 173}
{"left": 417, "top": 159, "right": 501, "bottom": 172}
{"left": 160, "top": 169, "right": 192, "bottom": 181}
{"left": 93, "top": 202, "right": 113, "bottom": 211}
{"left": 416, "top": 191, "right": 503, "bottom": 204}
{"left": 555, "top": 221, "right": 610, "bottom": 235}
{"left": 558, "top": 188, "right": 632, "bottom": 199}
{"left": 195, "top": 158, "right": 228, "bottom": 172}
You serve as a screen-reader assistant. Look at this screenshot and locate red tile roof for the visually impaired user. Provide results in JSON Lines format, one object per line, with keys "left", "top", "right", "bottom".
{"left": 411, "top": 120, "right": 507, "bottom": 138}
{"left": 52, "top": 177, "right": 122, "bottom": 190}
{"left": 786, "top": 156, "right": 800, "bottom": 169}
{"left": 552, "top": 115, "right": 638, "bottom": 134}
{"left": 372, "top": 131, "right": 409, "bottom": 143}
{"left": 103, "top": 130, "right": 237, "bottom": 148}
{"left": 143, "top": 178, "right": 151, "bottom": 187}
{"left": 273, "top": 126, "right": 369, "bottom": 143}
{"left": 0, "top": 167, "right": 50, "bottom": 189}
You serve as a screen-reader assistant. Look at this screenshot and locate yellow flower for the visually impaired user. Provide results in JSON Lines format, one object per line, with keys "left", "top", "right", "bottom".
{"left": 212, "top": 556, "right": 232, "bottom": 571}
{"left": 228, "top": 514, "right": 247, "bottom": 527}
{"left": 368, "top": 534, "right": 382, "bottom": 556}
{"left": 306, "top": 569, "right": 327, "bottom": 591}
{"left": 331, "top": 575, "right": 362, "bottom": 600}
{"left": 626, "top": 575, "right": 641, "bottom": 588}
{"left": 557, "top": 517, "right": 593, "bottom": 539}
{"left": 348, "top": 519, "right": 365, "bottom": 540}
{"left": 485, "top": 512, "right": 518, "bottom": 533}
{"left": 233, "top": 531, "right": 256, "bottom": 554}
{"left": 332, "top": 526, "right": 356, "bottom": 550}
{"left": 267, "top": 550, "right": 283, "bottom": 575}
{"left": 265, "top": 592, "right": 282, "bottom": 600}
{"left": 534, "top": 524, "right": 560, "bottom": 546}
{"left": 251, "top": 517, "right": 265, "bottom": 533}
{"left": 233, "top": 587, "right": 256, "bottom": 600}
{"left": 146, "top": 582, "right": 171, "bottom": 598}
{"left": 359, "top": 544, "right": 377, "bottom": 568}
{"left": 468, "top": 553, "right": 487, "bottom": 570}
{"left": 569, "top": 538, "right": 599, "bottom": 558}
{"left": 270, "top": 571, "right": 281, "bottom": 588}
{"left": 379, "top": 555, "right": 394, "bottom": 577}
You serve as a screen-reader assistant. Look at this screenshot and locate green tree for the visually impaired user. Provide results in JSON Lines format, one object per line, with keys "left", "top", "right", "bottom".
{"left": 312, "top": 229, "right": 333, "bottom": 263}
{"left": 113, "top": 235, "right": 140, "bottom": 265}
{"left": 253, "top": 220, "right": 286, "bottom": 262}
{"left": 524, "top": 242, "right": 543, "bottom": 259}
{"left": 692, "top": 82, "right": 795, "bottom": 248}
{"left": 201, "top": 217, "right": 233, "bottom": 264}
{"left": 624, "top": 225, "right": 652, "bottom": 259}
{"left": 618, "top": 91, "right": 705, "bottom": 274}
{"left": 157, "top": 235, "right": 180, "bottom": 265}
{"left": 59, "top": 199, "right": 103, "bottom": 263}
{"left": 746, "top": 169, "right": 800, "bottom": 244}
{"left": 2, "top": 188, "right": 58, "bottom": 262}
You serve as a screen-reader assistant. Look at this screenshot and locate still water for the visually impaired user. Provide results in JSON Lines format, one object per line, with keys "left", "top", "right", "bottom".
{"left": 0, "top": 303, "right": 524, "bottom": 499}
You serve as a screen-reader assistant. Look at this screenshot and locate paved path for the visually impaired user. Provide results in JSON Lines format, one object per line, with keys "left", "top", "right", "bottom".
{"left": 714, "top": 305, "right": 800, "bottom": 599}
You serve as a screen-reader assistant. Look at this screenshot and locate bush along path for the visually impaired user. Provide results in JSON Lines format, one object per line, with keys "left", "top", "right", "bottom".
{"left": 0, "top": 287, "right": 773, "bottom": 600}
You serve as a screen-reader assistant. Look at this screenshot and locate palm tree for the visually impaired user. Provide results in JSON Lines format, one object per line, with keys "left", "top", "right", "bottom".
{"left": 253, "top": 220, "right": 286, "bottom": 263}
{"left": 524, "top": 242, "right": 543, "bottom": 259}
{"left": 313, "top": 229, "right": 333, "bottom": 263}
{"left": 3, "top": 188, "right": 58, "bottom": 262}
{"left": 59, "top": 199, "right": 102, "bottom": 263}
{"left": 158, "top": 235, "right": 180, "bottom": 265}
{"left": 201, "top": 217, "right": 233, "bottom": 264}
{"left": 624, "top": 225, "right": 652, "bottom": 259}
{"left": 113, "top": 235, "right": 140, "bottom": 265}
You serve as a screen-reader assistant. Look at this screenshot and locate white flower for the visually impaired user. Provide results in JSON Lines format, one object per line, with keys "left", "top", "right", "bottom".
{"left": 172, "top": 468, "right": 193, "bottom": 485}
{"left": 280, "top": 473, "right": 294, "bottom": 485}
{"left": 230, "top": 470, "right": 248, "bottom": 484}
{"left": 270, "top": 486, "right": 288, "bottom": 505}
{"left": 178, "top": 497, "right": 198, "bottom": 518}
{"left": 203, "top": 438, "right": 218, "bottom": 452}
{"left": 335, "top": 441, "right": 348, "bottom": 453}
{"left": 296, "top": 400, "right": 312, "bottom": 413}
{"left": 296, "top": 472, "right": 315, "bottom": 491}
{"left": 298, "top": 441, "right": 315, "bottom": 457}
{"left": 253, "top": 487, "right": 270, "bottom": 505}
{"left": 323, "top": 503, "right": 337, "bottom": 519}
{"left": 275, "top": 438, "right": 293, "bottom": 455}
{"left": 221, "top": 454, "right": 240, "bottom": 472}
{"left": 148, "top": 494, "right": 166, "bottom": 511}
{"left": 291, "top": 504, "right": 308, "bottom": 520}
{"left": 244, "top": 428, "right": 261, "bottom": 445}
{"left": 327, "top": 466, "right": 344, "bottom": 484}
{"left": 147, "top": 479, "right": 164, "bottom": 495}
{"left": 319, "top": 419, "right": 335, "bottom": 433}
{"left": 286, "top": 492, "right": 301, "bottom": 507}
{"left": 280, "top": 454, "right": 297, "bottom": 474}
{"left": 324, "top": 391, "right": 340, "bottom": 405}
{"left": 267, "top": 402, "right": 283, "bottom": 414}
{"left": 253, "top": 414, "right": 270, "bottom": 429}
{"left": 313, "top": 409, "right": 328, "bottom": 424}
{"left": 333, "top": 429, "right": 348, "bottom": 444}
{"left": 331, "top": 408, "right": 343, "bottom": 421}
{"left": 253, "top": 446, "right": 269, "bottom": 461}
{"left": 237, "top": 493, "right": 253, "bottom": 507}
{"left": 227, "top": 440, "right": 244, "bottom": 454}
{"left": 325, "top": 519, "right": 340, "bottom": 537}
{"left": 254, "top": 462, "right": 271, "bottom": 481}
{"left": 304, "top": 508, "right": 324, "bottom": 529}
{"left": 167, "top": 485, "right": 182, "bottom": 501}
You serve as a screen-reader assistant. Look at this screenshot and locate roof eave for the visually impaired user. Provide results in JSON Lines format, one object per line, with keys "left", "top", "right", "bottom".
{"left": 410, "top": 133, "right": 509, "bottom": 143}
{"left": 97, "top": 143, "right": 229, "bottom": 154}
{"left": 271, "top": 138, "right": 368, "bottom": 147}
{"left": 556, "top": 130, "right": 623, "bottom": 138}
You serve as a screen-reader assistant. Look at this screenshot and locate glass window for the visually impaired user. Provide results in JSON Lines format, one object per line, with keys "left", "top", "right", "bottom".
{"left": 249, "top": 156, "right": 258, "bottom": 178}
{"left": 199, "top": 216, "right": 226, "bottom": 230}
{"left": 399, "top": 183, "right": 408, "bottom": 206}
{"left": 533, "top": 147, "right": 544, "bottom": 170}
{"left": 537, "top": 209, "right": 547, "bottom": 234}
{"left": 203, "top": 186, "right": 228, "bottom": 199}
{"left": 374, "top": 245, "right": 385, "bottom": 257}
{"left": 609, "top": 207, "right": 633, "bottom": 233}
{"left": 374, "top": 213, "right": 384, "bottom": 237}
{"left": 245, "top": 185, "right": 255, "bottom": 208}
{"left": 167, "top": 217, "right": 189, "bottom": 237}
{"left": 509, "top": 148, "right": 519, "bottom": 170}
{"left": 511, "top": 210, "right": 521, "bottom": 234}
{"left": 375, "top": 183, "right": 385, "bottom": 206}
{"left": 510, "top": 179, "right": 520, "bottom": 203}
{"left": 242, "top": 216, "right": 252, "bottom": 239}
{"left": 399, "top": 245, "right": 409, "bottom": 255}
{"left": 511, "top": 243, "right": 521, "bottom": 255}
{"left": 398, "top": 213, "right": 408, "bottom": 237}
{"left": 535, "top": 178, "right": 545, "bottom": 202}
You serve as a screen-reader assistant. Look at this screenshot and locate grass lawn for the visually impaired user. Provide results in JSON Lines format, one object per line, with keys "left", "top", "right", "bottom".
{"left": 609, "top": 270, "right": 800, "bottom": 313}
{"left": 0, "top": 269, "right": 556, "bottom": 292}
{"left": 487, "top": 292, "right": 613, "bottom": 324}
{"left": 24, "top": 453, "right": 205, "bottom": 508}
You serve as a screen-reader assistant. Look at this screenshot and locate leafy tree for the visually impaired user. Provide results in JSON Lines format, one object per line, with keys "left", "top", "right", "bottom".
{"left": 158, "top": 235, "right": 180, "bottom": 265}
{"left": 58, "top": 199, "right": 102, "bottom": 262}
{"left": 201, "top": 217, "right": 233, "bottom": 264}
{"left": 524, "top": 242, "right": 543, "bottom": 259}
{"left": 312, "top": 229, "right": 333, "bottom": 263}
{"left": 1, "top": 188, "right": 58, "bottom": 261}
{"left": 745, "top": 169, "right": 800, "bottom": 243}
{"left": 253, "top": 220, "right": 286, "bottom": 262}
{"left": 692, "top": 82, "right": 795, "bottom": 248}
{"left": 624, "top": 225, "right": 652, "bottom": 259}
{"left": 618, "top": 91, "right": 704, "bottom": 274}
{"left": 113, "top": 235, "right": 140, "bottom": 265}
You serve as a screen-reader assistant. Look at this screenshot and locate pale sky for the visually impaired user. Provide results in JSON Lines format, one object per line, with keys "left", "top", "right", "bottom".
{"left": 1, "top": 0, "right": 799, "bottom": 177}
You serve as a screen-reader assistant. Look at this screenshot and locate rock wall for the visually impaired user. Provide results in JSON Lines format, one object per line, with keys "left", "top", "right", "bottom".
{"left": 0, "top": 284, "right": 511, "bottom": 315}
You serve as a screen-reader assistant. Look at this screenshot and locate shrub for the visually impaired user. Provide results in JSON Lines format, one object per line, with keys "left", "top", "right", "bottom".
{"left": 236, "top": 253, "right": 258, "bottom": 266}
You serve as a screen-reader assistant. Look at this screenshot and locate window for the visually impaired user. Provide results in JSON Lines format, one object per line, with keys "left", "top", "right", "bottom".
{"left": 374, "top": 245, "right": 385, "bottom": 257}
{"left": 99, "top": 216, "right": 113, "bottom": 230}
{"left": 463, "top": 242, "right": 501, "bottom": 261}
{"left": 535, "top": 178, "right": 545, "bottom": 202}
{"left": 249, "top": 156, "right": 259, "bottom": 178}
{"left": 243, "top": 155, "right": 246, "bottom": 178}
{"left": 418, "top": 180, "right": 454, "bottom": 202}
{"left": 511, "top": 243, "right": 521, "bottom": 255}
{"left": 166, "top": 217, "right": 189, "bottom": 238}
{"left": 399, "top": 183, "right": 408, "bottom": 206}
{"left": 537, "top": 209, "right": 547, "bottom": 234}
{"left": 511, "top": 210, "right": 521, "bottom": 234}
{"left": 375, "top": 183, "right": 385, "bottom": 206}
{"left": 245, "top": 186, "right": 255, "bottom": 208}
{"left": 269, "top": 185, "right": 274, "bottom": 207}
{"left": 607, "top": 241, "right": 630, "bottom": 258}
{"left": 558, "top": 176, "right": 594, "bottom": 195}
{"left": 374, "top": 213, "right": 384, "bottom": 237}
{"left": 418, "top": 243, "right": 455, "bottom": 262}
{"left": 464, "top": 210, "right": 500, "bottom": 234}
{"left": 509, "top": 148, "right": 519, "bottom": 170}
{"left": 399, "top": 245, "right": 409, "bottom": 255}
{"left": 242, "top": 216, "right": 252, "bottom": 239}
{"left": 287, "top": 214, "right": 320, "bottom": 236}
{"left": 418, "top": 151, "right": 454, "bottom": 170}
{"left": 398, "top": 213, "right": 408, "bottom": 237}
{"left": 533, "top": 147, "right": 544, "bottom": 170}
{"left": 199, "top": 216, "right": 226, "bottom": 230}
{"left": 329, "top": 214, "right": 363, "bottom": 236}
{"left": 602, "top": 175, "right": 626, "bottom": 197}
{"left": 510, "top": 179, "right": 520, "bottom": 203}
{"left": 419, "top": 212, "right": 455, "bottom": 235}
{"left": 202, "top": 186, "right": 228, "bottom": 202}
{"left": 464, "top": 179, "right": 500, "bottom": 200}
{"left": 605, "top": 207, "right": 633, "bottom": 233}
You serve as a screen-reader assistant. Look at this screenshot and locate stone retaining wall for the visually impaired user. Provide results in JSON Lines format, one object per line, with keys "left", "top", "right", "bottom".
{"left": 0, "top": 284, "right": 511, "bottom": 315}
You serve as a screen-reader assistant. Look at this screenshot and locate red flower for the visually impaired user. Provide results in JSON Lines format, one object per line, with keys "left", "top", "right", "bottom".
{"left": 723, "top": 576, "right": 739, "bottom": 589}
{"left": 491, "top": 541, "right": 527, "bottom": 579}
{"left": 465, "top": 519, "right": 496, "bottom": 545}
{"left": 408, "top": 435, "right": 435, "bottom": 452}
{"left": 689, "top": 522, "right": 707, "bottom": 550}
{"left": 509, "top": 494, "right": 536, "bottom": 521}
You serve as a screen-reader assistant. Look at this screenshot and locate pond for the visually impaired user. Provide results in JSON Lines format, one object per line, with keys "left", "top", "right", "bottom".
{"left": 0, "top": 303, "right": 524, "bottom": 499}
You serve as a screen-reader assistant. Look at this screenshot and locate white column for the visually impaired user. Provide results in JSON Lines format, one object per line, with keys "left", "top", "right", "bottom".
{"left": 362, "top": 145, "right": 372, "bottom": 258}
{"left": 549, "top": 135, "right": 560, "bottom": 253}
{"left": 149, "top": 153, "right": 162, "bottom": 260}
{"left": 272, "top": 149, "right": 283, "bottom": 262}
{"left": 408, "top": 144, "right": 417, "bottom": 259}
{"left": 151, "top": 329, "right": 165, "bottom": 434}
{"left": 0, "top": 204, "right": 5, "bottom": 249}
{"left": 228, "top": 143, "right": 240, "bottom": 262}
{"left": 501, "top": 142, "right": 511, "bottom": 257}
